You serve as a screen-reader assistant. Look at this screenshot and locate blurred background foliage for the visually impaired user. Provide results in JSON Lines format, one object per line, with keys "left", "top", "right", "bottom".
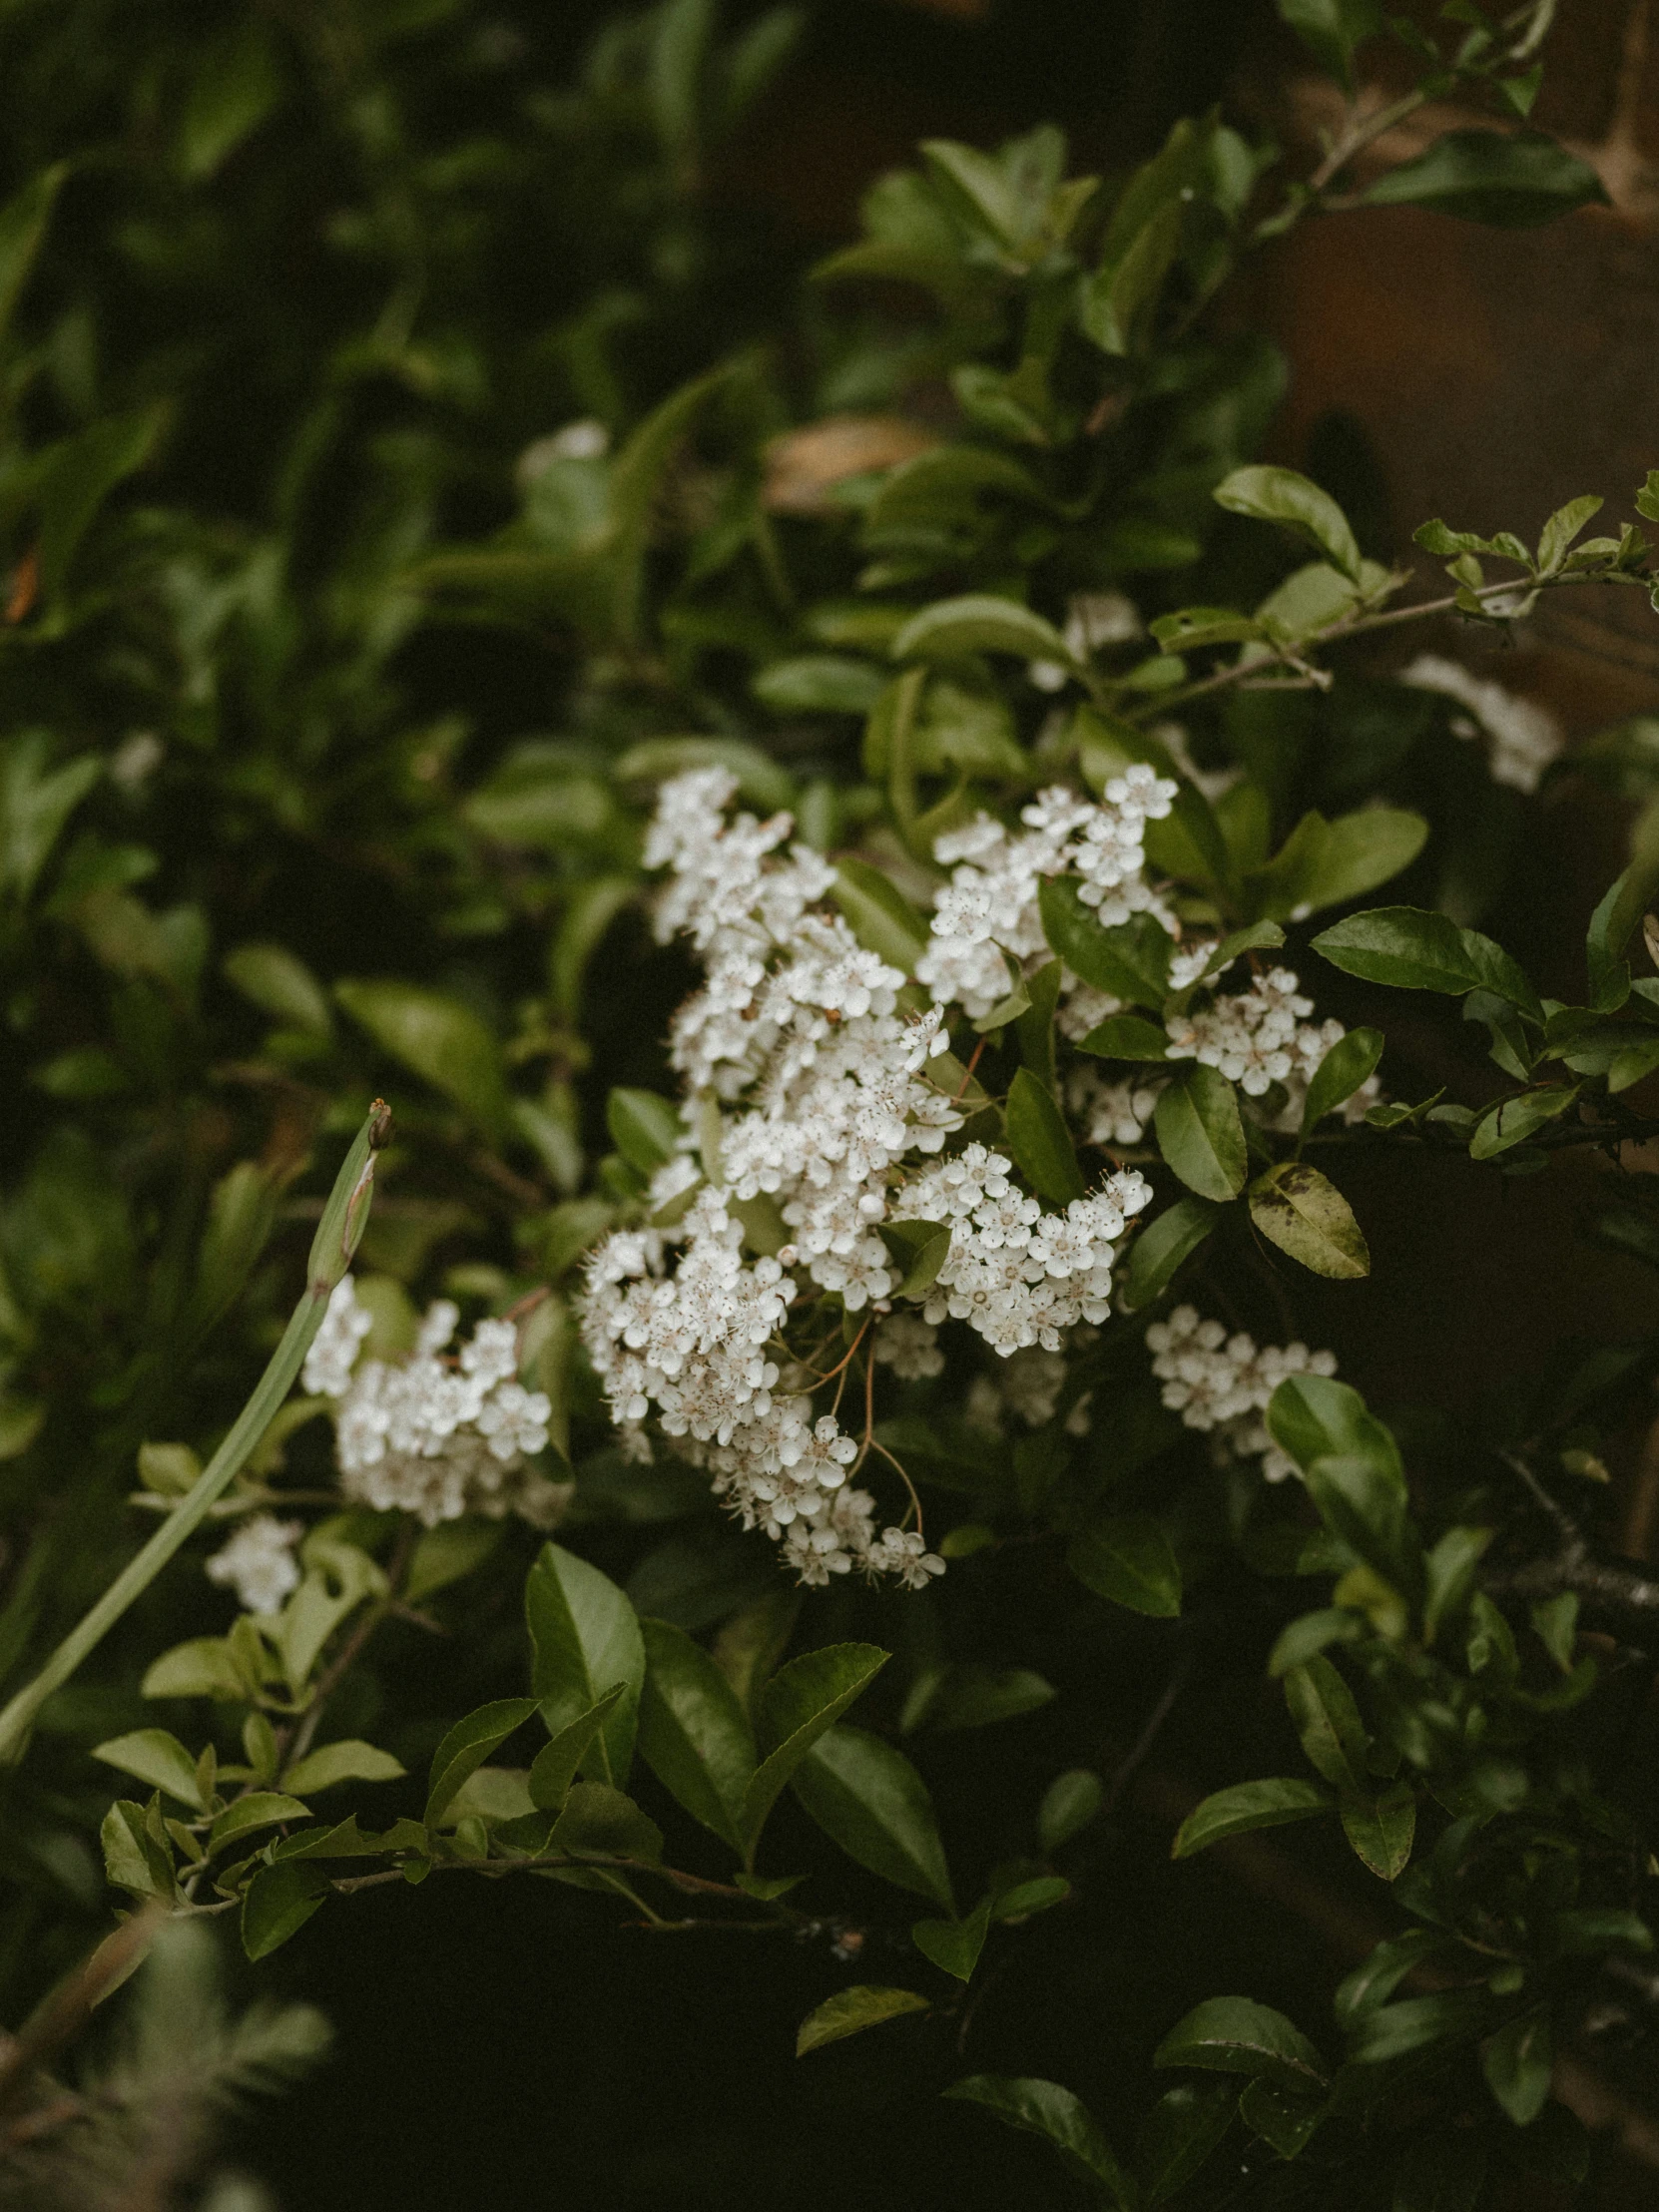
{"left": 1, "top": 0, "right": 1659, "bottom": 2204}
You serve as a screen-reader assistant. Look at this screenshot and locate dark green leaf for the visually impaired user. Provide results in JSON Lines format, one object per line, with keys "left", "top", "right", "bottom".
{"left": 551, "top": 1781, "right": 663, "bottom": 1862}
{"left": 526, "top": 1541, "right": 646, "bottom": 1787}
{"left": 1468, "top": 1083, "right": 1578, "bottom": 1160}
{"left": 1171, "top": 1779, "right": 1332, "bottom": 1857}
{"left": 1266, "top": 1375, "right": 1404, "bottom": 1493}
{"left": 1118, "top": 1195, "right": 1221, "bottom": 1312}
{"left": 1069, "top": 1514, "right": 1182, "bottom": 1617}
{"left": 1154, "top": 1066, "right": 1247, "bottom": 1202}
{"left": 528, "top": 1689, "right": 625, "bottom": 1812}
{"left": 797, "top": 1985, "right": 929, "bottom": 2055}
{"left": 831, "top": 858, "right": 929, "bottom": 972}
{"left": 1038, "top": 876, "right": 1173, "bottom": 1007}
{"left": 743, "top": 1643, "right": 888, "bottom": 1859}
{"left": 1239, "top": 2075, "right": 1325, "bottom": 2159}
{"left": 1300, "top": 1028, "right": 1383, "bottom": 1136}
{"left": 1276, "top": 0, "right": 1382, "bottom": 89}
{"left": 1213, "top": 465, "right": 1362, "bottom": 582}
{"left": 241, "top": 1862, "right": 329, "bottom": 1962}
{"left": 1039, "top": 1769, "right": 1104, "bottom": 1853}
{"left": 912, "top": 1898, "right": 990, "bottom": 1981}
{"left": 1481, "top": 2007, "right": 1552, "bottom": 2125}
{"left": 335, "top": 979, "right": 508, "bottom": 1139}
{"left": 424, "top": 1699, "right": 537, "bottom": 1828}
{"left": 606, "top": 1088, "right": 682, "bottom": 1175}
{"left": 1004, "top": 1066, "right": 1086, "bottom": 1203}
{"left": 1364, "top": 130, "right": 1609, "bottom": 228}
{"left": 944, "top": 2076, "right": 1136, "bottom": 2206}
{"left": 637, "top": 1617, "right": 757, "bottom": 1852}
{"left": 1136, "top": 2079, "right": 1237, "bottom": 2205}
{"left": 1340, "top": 1783, "right": 1415, "bottom": 1881}
{"left": 891, "top": 595, "right": 1077, "bottom": 670}
{"left": 793, "top": 1724, "right": 953, "bottom": 1909}
{"left": 878, "top": 1219, "right": 952, "bottom": 1298}
{"left": 1283, "top": 1657, "right": 1369, "bottom": 1791}
{"left": 1154, "top": 1996, "right": 1329, "bottom": 2093}
{"left": 1078, "top": 1013, "right": 1171, "bottom": 1062}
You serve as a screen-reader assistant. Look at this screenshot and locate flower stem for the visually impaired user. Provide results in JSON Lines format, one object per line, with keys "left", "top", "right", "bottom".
{"left": 0, "top": 1103, "right": 390, "bottom": 1768}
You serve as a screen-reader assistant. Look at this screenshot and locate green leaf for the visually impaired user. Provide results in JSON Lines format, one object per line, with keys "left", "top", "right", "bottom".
{"left": 637, "top": 1617, "right": 757, "bottom": 1852}
{"left": 423, "top": 1699, "right": 537, "bottom": 1828}
{"left": 1468, "top": 1085, "right": 1578, "bottom": 1160}
{"left": 528, "top": 1688, "right": 625, "bottom": 1812}
{"left": 241, "top": 1861, "right": 329, "bottom": 1961}
{"left": 1154, "top": 1996, "right": 1329, "bottom": 2094}
{"left": 742, "top": 1643, "right": 889, "bottom": 1860}
{"left": 753, "top": 654, "right": 885, "bottom": 715}
{"left": 1481, "top": 2007, "right": 1552, "bottom": 2125}
{"left": 334, "top": 979, "right": 508, "bottom": 1139}
{"left": 0, "top": 163, "right": 66, "bottom": 348}
{"left": 1080, "top": 196, "right": 1182, "bottom": 355}
{"left": 1038, "top": 876, "right": 1173, "bottom": 1007}
{"left": 1276, "top": 0, "right": 1382, "bottom": 89}
{"left": 223, "top": 941, "right": 334, "bottom": 1041}
{"left": 944, "top": 2076, "right": 1136, "bottom": 2206}
{"left": 891, "top": 595, "right": 1078, "bottom": 672}
{"left": 1312, "top": 907, "right": 1471, "bottom": 993}
{"left": 1283, "top": 1657, "right": 1369, "bottom": 1791}
{"left": 1266, "top": 1374, "right": 1404, "bottom": 1493}
{"left": 1304, "top": 1454, "right": 1423, "bottom": 1599}
{"left": 1039, "top": 1769, "right": 1104, "bottom": 1853}
{"left": 1248, "top": 1163, "right": 1370, "bottom": 1279}
{"left": 830, "top": 857, "right": 929, "bottom": 972}
{"left": 1239, "top": 2075, "right": 1324, "bottom": 2159}
{"left": 1154, "top": 1066, "right": 1247, "bottom": 1202}
{"left": 34, "top": 406, "right": 165, "bottom": 603}
{"left": 1301, "top": 1027, "right": 1383, "bottom": 1136}
{"left": 1304, "top": 809, "right": 1428, "bottom": 910}
{"left": 793, "top": 1725, "right": 954, "bottom": 1910}
{"left": 1340, "top": 1783, "right": 1415, "bottom": 1881}
{"left": 0, "top": 737, "right": 102, "bottom": 903}
{"left": 142, "top": 1638, "right": 249, "bottom": 1703}
{"left": 551, "top": 1781, "right": 663, "bottom": 1862}
{"left": 208, "top": 1793, "right": 311, "bottom": 1853}
{"left": 1117, "top": 1196, "right": 1221, "bottom": 1312}
{"left": 1171, "top": 1779, "right": 1333, "bottom": 1857}
{"left": 526, "top": 1541, "right": 646, "bottom": 1787}
{"left": 992, "top": 1876, "right": 1070, "bottom": 1921}
{"left": 1069, "top": 1514, "right": 1182, "bottom": 1617}
{"left": 878, "top": 1220, "right": 952, "bottom": 1299}
{"left": 1587, "top": 849, "right": 1659, "bottom": 1002}
{"left": 281, "top": 1741, "right": 405, "bottom": 1796}
{"left": 913, "top": 1898, "right": 991, "bottom": 1981}
{"left": 916, "top": 1664, "right": 1054, "bottom": 1732}
{"left": 1214, "top": 465, "right": 1362, "bottom": 582}
{"left": 1004, "top": 1066, "right": 1086, "bottom": 1204}
{"left": 1078, "top": 1013, "right": 1170, "bottom": 1061}
{"left": 1136, "top": 2080, "right": 1238, "bottom": 2205}
{"left": 176, "top": 16, "right": 283, "bottom": 178}
{"left": 1364, "top": 130, "right": 1609, "bottom": 228}
{"left": 797, "top": 1985, "right": 930, "bottom": 2056}
{"left": 606, "top": 1088, "right": 682, "bottom": 1175}
{"left": 100, "top": 1801, "right": 175, "bottom": 1900}
{"left": 92, "top": 1730, "right": 205, "bottom": 1811}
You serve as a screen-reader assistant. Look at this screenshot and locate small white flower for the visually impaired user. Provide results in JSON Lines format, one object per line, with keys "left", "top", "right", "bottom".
{"left": 206, "top": 1514, "right": 302, "bottom": 1616}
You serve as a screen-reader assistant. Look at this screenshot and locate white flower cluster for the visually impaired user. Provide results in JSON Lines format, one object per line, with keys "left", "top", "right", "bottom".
{"left": 1164, "top": 963, "right": 1378, "bottom": 1132}
{"left": 582, "top": 768, "right": 1172, "bottom": 1587}
{"left": 302, "top": 1280, "right": 565, "bottom": 1529}
{"left": 207, "top": 1512, "right": 301, "bottom": 1616}
{"left": 1066, "top": 1066, "right": 1165, "bottom": 1148}
{"left": 1146, "top": 1306, "right": 1337, "bottom": 1483}
{"left": 1399, "top": 653, "right": 1562, "bottom": 796}
{"left": 917, "top": 773, "right": 1177, "bottom": 1020}
{"left": 902, "top": 1143, "right": 1151, "bottom": 1356}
